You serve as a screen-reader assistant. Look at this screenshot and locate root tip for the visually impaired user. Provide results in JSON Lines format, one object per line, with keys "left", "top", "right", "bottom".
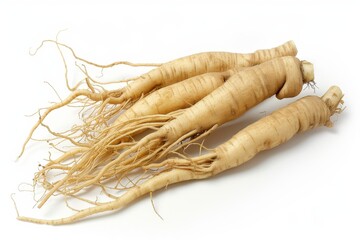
{"left": 321, "top": 85, "right": 344, "bottom": 115}
{"left": 11, "top": 193, "right": 20, "bottom": 218}
{"left": 301, "top": 60, "right": 314, "bottom": 83}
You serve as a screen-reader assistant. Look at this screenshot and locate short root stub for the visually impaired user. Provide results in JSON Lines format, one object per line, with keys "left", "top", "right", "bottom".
{"left": 301, "top": 60, "right": 314, "bottom": 83}
{"left": 321, "top": 85, "right": 344, "bottom": 115}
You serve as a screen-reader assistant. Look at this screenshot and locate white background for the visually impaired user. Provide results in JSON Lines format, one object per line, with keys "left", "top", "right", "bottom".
{"left": 1, "top": 0, "right": 359, "bottom": 239}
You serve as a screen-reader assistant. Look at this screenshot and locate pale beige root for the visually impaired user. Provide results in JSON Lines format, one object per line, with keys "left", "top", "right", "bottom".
{"left": 93, "top": 68, "right": 236, "bottom": 146}
{"left": 19, "top": 41, "right": 297, "bottom": 159}
{"left": 111, "top": 70, "right": 232, "bottom": 129}
{"left": 157, "top": 86, "right": 344, "bottom": 175}
{"left": 42, "top": 56, "right": 314, "bottom": 201}
{"left": 119, "top": 40, "right": 298, "bottom": 101}
{"left": 34, "top": 56, "right": 314, "bottom": 208}
{"left": 33, "top": 66, "right": 244, "bottom": 195}
{"left": 17, "top": 169, "right": 211, "bottom": 225}
{"left": 33, "top": 70, "right": 231, "bottom": 193}
{"left": 17, "top": 86, "right": 343, "bottom": 225}
{"left": 209, "top": 85, "right": 344, "bottom": 175}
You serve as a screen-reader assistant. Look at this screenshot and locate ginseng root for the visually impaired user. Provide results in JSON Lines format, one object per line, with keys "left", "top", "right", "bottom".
{"left": 17, "top": 86, "right": 343, "bottom": 225}
{"left": 34, "top": 56, "right": 314, "bottom": 208}
{"left": 19, "top": 41, "right": 297, "bottom": 158}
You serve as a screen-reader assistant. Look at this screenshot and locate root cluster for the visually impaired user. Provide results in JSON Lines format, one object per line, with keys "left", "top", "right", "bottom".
{"left": 20, "top": 40, "right": 210, "bottom": 214}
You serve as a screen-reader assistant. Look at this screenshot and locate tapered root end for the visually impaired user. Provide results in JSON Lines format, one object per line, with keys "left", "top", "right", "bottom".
{"left": 301, "top": 60, "right": 314, "bottom": 83}
{"left": 321, "top": 85, "right": 344, "bottom": 116}
{"left": 17, "top": 216, "right": 61, "bottom": 225}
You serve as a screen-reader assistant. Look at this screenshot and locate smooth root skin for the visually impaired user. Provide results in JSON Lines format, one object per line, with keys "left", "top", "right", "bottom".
{"left": 120, "top": 41, "right": 298, "bottom": 101}
{"left": 17, "top": 86, "right": 343, "bottom": 225}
